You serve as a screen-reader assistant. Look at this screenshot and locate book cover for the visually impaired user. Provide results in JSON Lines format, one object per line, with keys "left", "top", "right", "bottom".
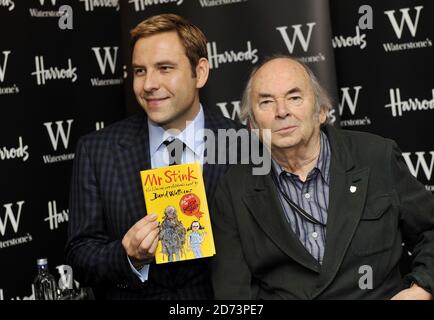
{"left": 140, "top": 162, "right": 215, "bottom": 264}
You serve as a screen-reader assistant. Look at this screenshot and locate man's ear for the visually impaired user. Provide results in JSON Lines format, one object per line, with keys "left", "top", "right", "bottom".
{"left": 319, "top": 106, "right": 327, "bottom": 124}
{"left": 195, "top": 58, "right": 209, "bottom": 89}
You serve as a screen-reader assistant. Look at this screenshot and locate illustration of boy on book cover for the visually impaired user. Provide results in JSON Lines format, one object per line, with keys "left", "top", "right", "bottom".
{"left": 140, "top": 162, "right": 215, "bottom": 264}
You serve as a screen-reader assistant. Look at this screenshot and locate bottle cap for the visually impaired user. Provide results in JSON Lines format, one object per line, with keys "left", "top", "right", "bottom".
{"left": 37, "top": 258, "right": 48, "bottom": 266}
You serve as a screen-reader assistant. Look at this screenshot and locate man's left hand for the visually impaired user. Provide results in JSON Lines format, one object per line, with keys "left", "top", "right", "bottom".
{"left": 391, "top": 283, "right": 432, "bottom": 300}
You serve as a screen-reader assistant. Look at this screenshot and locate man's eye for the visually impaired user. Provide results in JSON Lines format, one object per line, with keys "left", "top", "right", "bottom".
{"left": 134, "top": 69, "right": 145, "bottom": 76}
{"left": 259, "top": 100, "right": 273, "bottom": 105}
{"left": 160, "top": 66, "right": 173, "bottom": 72}
{"left": 288, "top": 96, "right": 303, "bottom": 104}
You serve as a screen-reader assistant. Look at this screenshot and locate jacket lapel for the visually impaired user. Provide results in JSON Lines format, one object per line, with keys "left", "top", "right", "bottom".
{"left": 243, "top": 174, "right": 320, "bottom": 273}
{"left": 113, "top": 112, "right": 152, "bottom": 223}
{"left": 313, "top": 126, "right": 370, "bottom": 298}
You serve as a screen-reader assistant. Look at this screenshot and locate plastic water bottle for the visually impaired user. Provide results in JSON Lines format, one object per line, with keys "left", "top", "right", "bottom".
{"left": 33, "top": 258, "right": 57, "bottom": 300}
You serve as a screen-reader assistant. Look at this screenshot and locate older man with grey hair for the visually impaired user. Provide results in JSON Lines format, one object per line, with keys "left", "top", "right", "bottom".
{"left": 211, "top": 55, "right": 434, "bottom": 300}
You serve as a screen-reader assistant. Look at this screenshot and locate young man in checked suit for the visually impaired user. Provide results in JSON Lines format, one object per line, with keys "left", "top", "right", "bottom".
{"left": 65, "top": 14, "right": 240, "bottom": 300}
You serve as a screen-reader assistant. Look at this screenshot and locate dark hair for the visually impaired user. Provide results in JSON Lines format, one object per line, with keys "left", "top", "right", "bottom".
{"left": 187, "top": 220, "right": 205, "bottom": 231}
{"left": 130, "top": 14, "right": 207, "bottom": 76}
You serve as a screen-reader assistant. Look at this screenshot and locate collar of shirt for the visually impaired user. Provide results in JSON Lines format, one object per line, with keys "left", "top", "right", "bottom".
{"left": 148, "top": 104, "right": 205, "bottom": 162}
{"left": 272, "top": 130, "right": 331, "bottom": 185}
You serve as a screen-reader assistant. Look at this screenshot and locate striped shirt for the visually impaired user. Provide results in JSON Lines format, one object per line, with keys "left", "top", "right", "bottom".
{"left": 272, "top": 131, "right": 330, "bottom": 264}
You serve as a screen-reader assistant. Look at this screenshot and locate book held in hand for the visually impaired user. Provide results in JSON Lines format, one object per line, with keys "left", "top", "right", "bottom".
{"left": 140, "top": 162, "right": 216, "bottom": 264}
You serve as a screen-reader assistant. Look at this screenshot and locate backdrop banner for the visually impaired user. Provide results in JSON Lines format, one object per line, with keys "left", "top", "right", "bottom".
{"left": 0, "top": 0, "right": 432, "bottom": 299}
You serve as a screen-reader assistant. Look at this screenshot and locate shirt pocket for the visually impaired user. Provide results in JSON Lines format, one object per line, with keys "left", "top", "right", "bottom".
{"left": 351, "top": 194, "right": 398, "bottom": 256}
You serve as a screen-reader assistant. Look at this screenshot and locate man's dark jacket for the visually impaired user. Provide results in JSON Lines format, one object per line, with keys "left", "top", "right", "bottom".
{"left": 212, "top": 125, "right": 434, "bottom": 299}
{"left": 66, "top": 108, "right": 240, "bottom": 299}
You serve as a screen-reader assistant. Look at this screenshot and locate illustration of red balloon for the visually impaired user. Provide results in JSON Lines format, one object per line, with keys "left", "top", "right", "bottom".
{"left": 179, "top": 193, "right": 203, "bottom": 219}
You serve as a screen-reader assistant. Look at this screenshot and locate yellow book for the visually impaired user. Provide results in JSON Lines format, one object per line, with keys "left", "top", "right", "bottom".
{"left": 140, "top": 162, "right": 215, "bottom": 264}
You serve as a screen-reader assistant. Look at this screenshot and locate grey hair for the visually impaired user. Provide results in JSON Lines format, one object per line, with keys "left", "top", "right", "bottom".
{"left": 240, "top": 54, "right": 333, "bottom": 128}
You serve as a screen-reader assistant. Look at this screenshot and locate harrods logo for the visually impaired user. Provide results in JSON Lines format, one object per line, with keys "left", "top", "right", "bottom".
{"left": 128, "top": 0, "right": 183, "bottom": 11}
{"left": 31, "top": 56, "right": 78, "bottom": 86}
{"left": 90, "top": 46, "right": 123, "bottom": 86}
{"left": 402, "top": 151, "right": 434, "bottom": 191}
{"left": 80, "top": 0, "right": 119, "bottom": 11}
{"left": 276, "top": 22, "right": 325, "bottom": 64}
{"left": 332, "top": 26, "right": 367, "bottom": 50}
{"left": 338, "top": 86, "right": 371, "bottom": 127}
{"left": 29, "top": 0, "right": 62, "bottom": 18}
{"left": 385, "top": 88, "right": 434, "bottom": 117}
{"left": 0, "top": 51, "right": 20, "bottom": 95}
{"left": 0, "top": 136, "right": 30, "bottom": 162}
{"left": 383, "top": 6, "right": 432, "bottom": 52}
{"left": 42, "top": 119, "right": 75, "bottom": 164}
{"left": 216, "top": 100, "right": 245, "bottom": 125}
{"left": 198, "top": 0, "right": 248, "bottom": 8}
{"left": 207, "top": 41, "right": 258, "bottom": 70}
{"left": 0, "top": 0, "right": 15, "bottom": 11}
{"left": 45, "top": 201, "right": 69, "bottom": 230}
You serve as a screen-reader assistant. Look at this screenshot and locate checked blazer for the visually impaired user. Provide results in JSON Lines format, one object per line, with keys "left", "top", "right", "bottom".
{"left": 65, "top": 107, "right": 240, "bottom": 300}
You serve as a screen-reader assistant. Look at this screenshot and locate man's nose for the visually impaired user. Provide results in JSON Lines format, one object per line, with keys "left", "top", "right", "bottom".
{"left": 143, "top": 70, "right": 160, "bottom": 92}
{"left": 275, "top": 98, "right": 290, "bottom": 118}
